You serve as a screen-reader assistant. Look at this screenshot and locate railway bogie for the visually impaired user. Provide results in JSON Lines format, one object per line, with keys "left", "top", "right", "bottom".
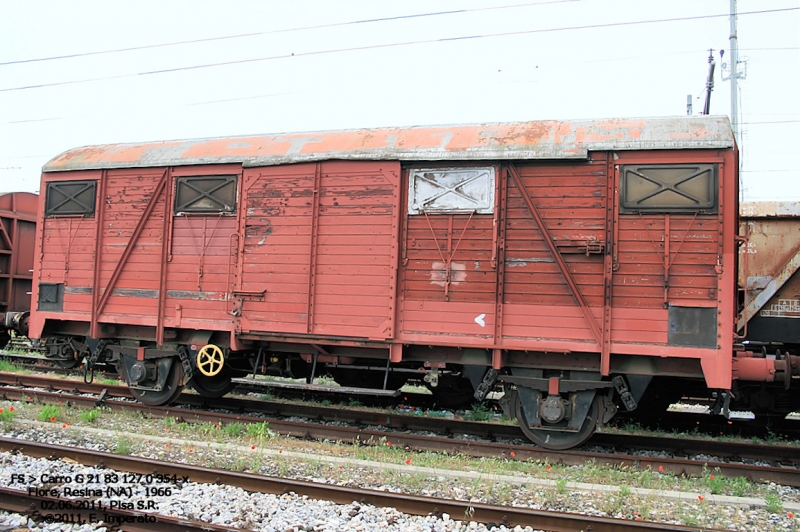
{"left": 5, "top": 116, "right": 799, "bottom": 449}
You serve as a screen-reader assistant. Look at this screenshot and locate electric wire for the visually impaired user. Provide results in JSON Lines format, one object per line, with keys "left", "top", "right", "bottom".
{"left": 0, "top": 7, "right": 796, "bottom": 93}
{"left": 0, "top": 0, "right": 580, "bottom": 66}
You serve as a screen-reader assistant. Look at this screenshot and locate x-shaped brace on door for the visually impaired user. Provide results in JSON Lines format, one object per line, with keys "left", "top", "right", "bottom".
{"left": 177, "top": 179, "right": 234, "bottom": 212}
{"left": 413, "top": 171, "right": 487, "bottom": 211}
{"left": 49, "top": 183, "right": 94, "bottom": 214}
{"left": 626, "top": 168, "right": 709, "bottom": 206}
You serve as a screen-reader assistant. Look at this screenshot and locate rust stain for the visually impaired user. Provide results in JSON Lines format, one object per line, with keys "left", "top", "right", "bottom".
{"left": 430, "top": 261, "right": 467, "bottom": 286}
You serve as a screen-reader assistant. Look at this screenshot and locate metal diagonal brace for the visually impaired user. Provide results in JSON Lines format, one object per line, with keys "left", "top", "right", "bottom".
{"left": 626, "top": 167, "right": 709, "bottom": 206}
{"left": 738, "top": 242, "right": 800, "bottom": 331}
{"left": 94, "top": 168, "right": 170, "bottom": 320}
{"left": 507, "top": 164, "right": 603, "bottom": 348}
{"left": 0, "top": 218, "right": 12, "bottom": 249}
{"left": 415, "top": 171, "right": 486, "bottom": 209}
{"left": 48, "top": 182, "right": 95, "bottom": 214}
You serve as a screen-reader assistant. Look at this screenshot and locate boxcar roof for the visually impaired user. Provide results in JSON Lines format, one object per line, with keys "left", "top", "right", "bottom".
{"left": 43, "top": 116, "right": 735, "bottom": 172}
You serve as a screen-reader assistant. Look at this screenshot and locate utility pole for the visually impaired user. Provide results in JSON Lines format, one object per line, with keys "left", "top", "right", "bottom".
{"left": 729, "top": 0, "right": 740, "bottom": 142}
{"left": 722, "top": 0, "right": 745, "bottom": 144}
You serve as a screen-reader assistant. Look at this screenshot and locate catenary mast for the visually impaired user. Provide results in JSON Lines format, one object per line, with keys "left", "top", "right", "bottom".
{"left": 728, "top": 0, "right": 741, "bottom": 144}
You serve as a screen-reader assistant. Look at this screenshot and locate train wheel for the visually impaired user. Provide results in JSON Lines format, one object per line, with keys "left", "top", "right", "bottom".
{"left": 128, "top": 360, "right": 185, "bottom": 406}
{"left": 43, "top": 337, "right": 83, "bottom": 369}
{"left": 190, "top": 367, "right": 236, "bottom": 398}
{"left": 514, "top": 392, "right": 599, "bottom": 450}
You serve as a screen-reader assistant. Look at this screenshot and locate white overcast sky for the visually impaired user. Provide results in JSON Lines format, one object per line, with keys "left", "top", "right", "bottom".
{"left": 1, "top": 0, "right": 798, "bottom": 200}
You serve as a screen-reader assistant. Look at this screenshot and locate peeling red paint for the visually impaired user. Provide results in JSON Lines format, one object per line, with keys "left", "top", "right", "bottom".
{"left": 44, "top": 117, "right": 734, "bottom": 172}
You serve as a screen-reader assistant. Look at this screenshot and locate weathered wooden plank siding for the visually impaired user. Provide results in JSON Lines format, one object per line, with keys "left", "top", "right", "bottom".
{"left": 308, "top": 162, "right": 398, "bottom": 338}
{"left": 503, "top": 162, "right": 607, "bottom": 309}
{"left": 239, "top": 164, "right": 314, "bottom": 332}
{"left": 239, "top": 161, "right": 400, "bottom": 338}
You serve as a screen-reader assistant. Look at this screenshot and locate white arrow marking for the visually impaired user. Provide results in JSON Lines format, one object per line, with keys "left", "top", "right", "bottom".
{"left": 474, "top": 313, "right": 486, "bottom": 327}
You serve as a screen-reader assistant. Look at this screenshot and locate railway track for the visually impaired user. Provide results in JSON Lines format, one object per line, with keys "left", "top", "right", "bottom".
{"left": 1, "top": 338, "right": 41, "bottom": 356}
{"left": 0, "top": 351, "right": 116, "bottom": 376}
{"left": 3, "top": 349, "right": 799, "bottom": 441}
{"left": 0, "top": 437, "right": 715, "bottom": 532}
{"left": 1, "top": 372, "right": 798, "bottom": 488}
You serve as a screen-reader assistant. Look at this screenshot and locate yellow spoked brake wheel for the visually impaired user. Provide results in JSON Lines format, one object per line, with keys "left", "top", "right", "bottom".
{"left": 196, "top": 344, "right": 225, "bottom": 377}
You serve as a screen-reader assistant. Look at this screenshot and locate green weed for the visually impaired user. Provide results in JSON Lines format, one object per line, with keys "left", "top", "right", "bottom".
{"left": 197, "top": 422, "right": 217, "bottom": 436}
{"left": 729, "top": 476, "right": 750, "bottom": 498}
{"left": 247, "top": 421, "right": 273, "bottom": 440}
{"left": 79, "top": 409, "right": 101, "bottom": 423}
{"left": 0, "top": 405, "right": 17, "bottom": 423}
{"left": 464, "top": 402, "right": 493, "bottom": 422}
{"left": 38, "top": 405, "right": 62, "bottom": 422}
{"left": 114, "top": 437, "right": 132, "bottom": 455}
{"left": 705, "top": 473, "right": 725, "bottom": 494}
{"left": 765, "top": 489, "right": 783, "bottom": 513}
{"left": 223, "top": 423, "right": 245, "bottom": 437}
{"left": 0, "top": 360, "right": 23, "bottom": 372}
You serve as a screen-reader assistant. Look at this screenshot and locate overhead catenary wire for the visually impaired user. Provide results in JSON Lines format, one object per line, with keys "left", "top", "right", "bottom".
{"left": 0, "top": 6, "right": 796, "bottom": 93}
{"left": 0, "top": 0, "right": 580, "bottom": 67}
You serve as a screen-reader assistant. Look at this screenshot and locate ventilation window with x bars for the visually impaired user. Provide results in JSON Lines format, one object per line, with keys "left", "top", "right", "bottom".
{"left": 174, "top": 175, "right": 238, "bottom": 215}
{"left": 620, "top": 164, "right": 718, "bottom": 214}
{"left": 45, "top": 181, "right": 97, "bottom": 217}
{"left": 408, "top": 167, "right": 495, "bottom": 215}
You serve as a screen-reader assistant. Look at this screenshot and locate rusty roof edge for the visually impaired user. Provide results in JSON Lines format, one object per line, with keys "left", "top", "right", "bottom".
{"left": 42, "top": 116, "right": 735, "bottom": 172}
{"left": 43, "top": 148, "right": 593, "bottom": 172}
{"left": 242, "top": 147, "right": 593, "bottom": 166}
{"left": 42, "top": 141, "right": 734, "bottom": 172}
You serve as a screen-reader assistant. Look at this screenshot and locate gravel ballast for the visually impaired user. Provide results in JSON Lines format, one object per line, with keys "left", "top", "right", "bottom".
{"left": 1, "top": 399, "right": 799, "bottom": 531}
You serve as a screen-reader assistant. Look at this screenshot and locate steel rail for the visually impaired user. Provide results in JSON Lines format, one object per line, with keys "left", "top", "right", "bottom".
{"left": 2, "top": 378, "right": 799, "bottom": 488}
{"left": 0, "top": 352, "right": 44, "bottom": 362}
{"left": 0, "top": 352, "right": 115, "bottom": 375}
{"left": 2, "top": 371, "right": 798, "bottom": 464}
{"left": 0, "top": 437, "right": 713, "bottom": 532}
{"left": 0, "top": 360, "right": 797, "bottom": 443}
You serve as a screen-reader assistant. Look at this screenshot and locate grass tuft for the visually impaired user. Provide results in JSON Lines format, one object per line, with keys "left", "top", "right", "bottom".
{"left": 223, "top": 423, "right": 245, "bottom": 437}
{"left": 463, "top": 402, "right": 493, "bottom": 422}
{"left": 0, "top": 359, "right": 24, "bottom": 372}
{"left": 80, "top": 408, "right": 101, "bottom": 423}
{"left": 0, "top": 405, "right": 17, "bottom": 424}
{"left": 114, "top": 436, "right": 133, "bottom": 455}
{"left": 246, "top": 421, "right": 273, "bottom": 440}
{"left": 38, "top": 405, "right": 62, "bottom": 422}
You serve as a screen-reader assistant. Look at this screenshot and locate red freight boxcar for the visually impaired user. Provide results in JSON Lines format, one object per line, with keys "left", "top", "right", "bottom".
{"left": 25, "top": 116, "right": 798, "bottom": 449}
{"left": 0, "top": 192, "right": 37, "bottom": 349}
